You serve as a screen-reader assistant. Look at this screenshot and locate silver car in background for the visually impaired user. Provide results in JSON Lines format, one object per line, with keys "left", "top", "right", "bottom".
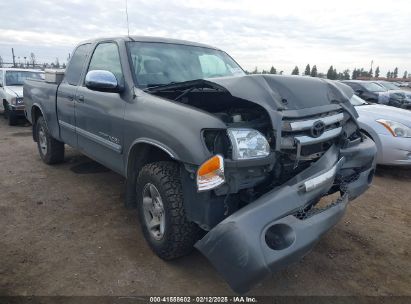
{"left": 0, "top": 68, "right": 44, "bottom": 125}
{"left": 350, "top": 94, "right": 411, "bottom": 166}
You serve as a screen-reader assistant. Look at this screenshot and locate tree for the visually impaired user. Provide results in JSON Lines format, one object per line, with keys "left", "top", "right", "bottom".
{"left": 342, "top": 69, "right": 350, "bottom": 80}
{"left": 369, "top": 68, "right": 373, "bottom": 78}
{"left": 291, "top": 66, "right": 299, "bottom": 75}
{"left": 269, "top": 66, "right": 277, "bottom": 74}
{"left": 352, "top": 68, "right": 357, "bottom": 80}
{"left": 375, "top": 66, "right": 380, "bottom": 78}
{"left": 30, "top": 52, "right": 36, "bottom": 68}
{"left": 310, "top": 65, "right": 317, "bottom": 77}
{"left": 304, "top": 64, "right": 310, "bottom": 76}
{"left": 252, "top": 67, "right": 258, "bottom": 74}
{"left": 327, "top": 65, "right": 335, "bottom": 80}
{"left": 386, "top": 71, "right": 391, "bottom": 78}
{"left": 0, "top": 55, "right": 3, "bottom": 68}
{"left": 403, "top": 71, "right": 408, "bottom": 79}
{"left": 62, "top": 63, "right": 67, "bottom": 69}
{"left": 393, "top": 67, "right": 398, "bottom": 78}
{"left": 55, "top": 57, "right": 60, "bottom": 69}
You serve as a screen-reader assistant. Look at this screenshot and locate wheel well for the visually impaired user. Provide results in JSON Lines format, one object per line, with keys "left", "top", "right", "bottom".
{"left": 31, "top": 106, "right": 43, "bottom": 141}
{"left": 127, "top": 143, "right": 175, "bottom": 178}
{"left": 124, "top": 143, "right": 176, "bottom": 209}
{"left": 360, "top": 129, "right": 374, "bottom": 141}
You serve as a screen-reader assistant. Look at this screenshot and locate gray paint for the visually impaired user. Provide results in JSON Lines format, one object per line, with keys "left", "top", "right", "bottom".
{"left": 23, "top": 36, "right": 377, "bottom": 293}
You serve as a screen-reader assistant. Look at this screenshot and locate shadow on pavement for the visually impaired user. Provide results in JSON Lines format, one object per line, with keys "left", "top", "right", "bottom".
{"left": 376, "top": 165, "right": 411, "bottom": 179}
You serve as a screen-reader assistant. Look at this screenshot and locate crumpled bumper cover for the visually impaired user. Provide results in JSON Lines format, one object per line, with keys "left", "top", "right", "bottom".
{"left": 195, "top": 137, "right": 376, "bottom": 293}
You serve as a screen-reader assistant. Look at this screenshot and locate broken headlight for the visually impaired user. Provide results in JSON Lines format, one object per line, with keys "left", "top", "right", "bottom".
{"left": 227, "top": 128, "right": 270, "bottom": 160}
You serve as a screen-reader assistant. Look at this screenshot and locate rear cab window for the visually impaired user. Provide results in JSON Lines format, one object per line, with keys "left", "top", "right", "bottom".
{"left": 64, "top": 43, "right": 91, "bottom": 86}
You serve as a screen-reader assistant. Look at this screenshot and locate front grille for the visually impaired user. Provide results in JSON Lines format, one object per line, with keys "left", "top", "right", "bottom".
{"left": 281, "top": 110, "right": 346, "bottom": 150}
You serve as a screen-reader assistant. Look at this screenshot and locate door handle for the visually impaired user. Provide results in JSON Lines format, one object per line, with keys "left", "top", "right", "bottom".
{"left": 67, "top": 95, "right": 74, "bottom": 101}
{"left": 76, "top": 95, "right": 85, "bottom": 103}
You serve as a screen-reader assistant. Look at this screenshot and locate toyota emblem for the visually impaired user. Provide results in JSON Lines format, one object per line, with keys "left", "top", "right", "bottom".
{"left": 311, "top": 120, "right": 325, "bottom": 138}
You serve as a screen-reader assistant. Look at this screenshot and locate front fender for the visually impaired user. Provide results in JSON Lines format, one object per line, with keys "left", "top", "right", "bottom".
{"left": 123, "top": 92, "right": 227, "bottom": 166}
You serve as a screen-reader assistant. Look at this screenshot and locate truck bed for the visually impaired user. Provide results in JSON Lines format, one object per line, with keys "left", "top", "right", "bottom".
{"left": 24, "top": 79, "right": 60, "bottom": 140}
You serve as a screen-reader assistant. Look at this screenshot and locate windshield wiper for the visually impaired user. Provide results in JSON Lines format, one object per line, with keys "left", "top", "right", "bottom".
{"left": 143, "top": 82, "right": 179, "bottom": 92}
{"left": 143, "top": 79, "right": 222, "bottom": 93}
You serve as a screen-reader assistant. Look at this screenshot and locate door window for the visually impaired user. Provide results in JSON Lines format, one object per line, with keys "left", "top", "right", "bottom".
{"left": 87, "top": 43, "right": 123, "bottom": 82}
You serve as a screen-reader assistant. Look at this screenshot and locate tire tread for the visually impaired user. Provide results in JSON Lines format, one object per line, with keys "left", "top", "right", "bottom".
{"left": 137, "top": 161, "right": 201, "bottom": 260}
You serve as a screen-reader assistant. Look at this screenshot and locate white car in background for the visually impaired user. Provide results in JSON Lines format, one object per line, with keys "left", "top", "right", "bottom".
{"left": 0, "top": 68, "right": 44, "bottom": 125}
{"left": 350, "top": 94, "right": 411, "bottom": 166}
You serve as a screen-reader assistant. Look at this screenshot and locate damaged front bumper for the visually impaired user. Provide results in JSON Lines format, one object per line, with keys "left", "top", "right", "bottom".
{"left": 195, "top": 137, "right": 376, "bottom": 293}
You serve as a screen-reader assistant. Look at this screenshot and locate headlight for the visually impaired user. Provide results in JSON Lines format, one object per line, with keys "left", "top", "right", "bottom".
{"left": 9, "top": 97, "right": 24, "bottom": 105}
{"left": 376, "top": 119, "right": 411, "bottom": 138}
{"left": 10, "top": 97, "right": 17, "bottom": 105}
{"left": 227, "top": 128, "right": 270, "bottom": 160}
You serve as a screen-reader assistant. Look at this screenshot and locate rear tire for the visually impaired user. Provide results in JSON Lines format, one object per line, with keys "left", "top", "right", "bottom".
{"left": 136, "top": 161, "right": 201, "bottom": 260}
{"left": 35, "top": 116, "right": 65, "bottom": 164}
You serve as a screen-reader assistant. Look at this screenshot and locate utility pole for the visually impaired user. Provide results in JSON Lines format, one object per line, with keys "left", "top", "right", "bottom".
{"left": 11, "top": 48, "right": 16, "bottom": 67}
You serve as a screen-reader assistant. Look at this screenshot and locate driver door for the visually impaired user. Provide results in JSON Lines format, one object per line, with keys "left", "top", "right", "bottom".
{"left": 74, "top": 42, "right": 126, "bottom": 174}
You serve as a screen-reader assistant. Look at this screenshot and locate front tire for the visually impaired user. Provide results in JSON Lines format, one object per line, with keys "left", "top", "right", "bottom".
{"left": 35, "top": 116, "right": 65, "bottom": 164}
{"left": 136, "top": 161, "right": 201, "bottom": 260}
{"left": 8, "top": 112, "right": 18, "bottom": 126}
{"left": 3, "top": 102, "right": 18, "bottom": 126}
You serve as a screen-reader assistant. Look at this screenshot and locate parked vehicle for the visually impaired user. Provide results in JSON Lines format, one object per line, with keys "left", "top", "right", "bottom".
{"left": 0, "top": 68, "right": 44, "bottom": 125}
{"left": 396, "top": 82, "right": 409, "bottom": 87}
{"left": 338, "top": 84, "right": 411, "bottom": 166}
{"left": 341, "top": 80, "right": 388, "bottom": 103}
{"left": 24, "top": 36, "right": 376, "bottom": 293}
{"left": 341, "top": 80, "right": 410, "bottom": 109}
{"left": 372, "top": 81, "right": 411, "bottom": 109}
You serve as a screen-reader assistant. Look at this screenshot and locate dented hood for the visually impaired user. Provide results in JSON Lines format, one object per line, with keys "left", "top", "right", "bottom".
{"left": 206, "top": 75, "right": 354, "bottom": 111}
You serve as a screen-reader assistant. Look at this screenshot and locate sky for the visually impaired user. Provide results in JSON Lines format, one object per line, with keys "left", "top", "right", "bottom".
{"left": 0, "top": 0, "right": 410, "bottom": 76}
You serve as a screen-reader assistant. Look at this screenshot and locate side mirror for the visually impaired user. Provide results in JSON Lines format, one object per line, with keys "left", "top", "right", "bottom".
{"left": 85, "top": 70, "right": 120, "bottom": 92}
{"left": 356, "top": 89, "right": 364, "bottom": 96}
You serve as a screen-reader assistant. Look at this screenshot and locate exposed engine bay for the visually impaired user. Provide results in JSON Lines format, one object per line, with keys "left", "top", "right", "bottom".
{"left": 145, "top": 77, "right": 364, "bottom": 230}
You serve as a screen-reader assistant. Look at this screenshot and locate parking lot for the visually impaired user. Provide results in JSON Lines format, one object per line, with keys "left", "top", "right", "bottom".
{"left": 0, "top": 117, "right": 410, "bottom": 296}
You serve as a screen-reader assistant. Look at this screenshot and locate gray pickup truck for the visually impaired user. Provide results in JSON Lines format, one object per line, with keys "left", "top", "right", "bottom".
{"left": 24, "top": 36, "right": 377, "bottom": 293}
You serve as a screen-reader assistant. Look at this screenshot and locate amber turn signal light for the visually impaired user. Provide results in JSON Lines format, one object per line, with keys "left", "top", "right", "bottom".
{"left": 196, "top": 155, "right": 225, "bottom": 191}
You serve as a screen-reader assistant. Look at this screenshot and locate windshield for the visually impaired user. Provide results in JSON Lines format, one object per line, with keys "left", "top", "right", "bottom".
{"left": 361, "top": 82, "right": 387, "bottom": 92}
{"left": 350, "top": 94, "right": 367, "bottom": 106}
{"left": 5, "top": 71, "right": 44, "bottom": 86}
{"left": 379, "top": 81, "right": 400, "bottom": 90}
{"left": 127, "top": 42, "right": 245, "bottom": 88}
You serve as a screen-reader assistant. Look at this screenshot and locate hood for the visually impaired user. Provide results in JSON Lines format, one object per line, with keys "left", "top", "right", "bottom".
{"left": 206, "top": 75, "right": 353, "bottom": 111}
{"left": 5, "top": 85, "right": 24, "bottom": 98}
{"left": 355, "top": 104, "right": 411, "bottom": 127}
